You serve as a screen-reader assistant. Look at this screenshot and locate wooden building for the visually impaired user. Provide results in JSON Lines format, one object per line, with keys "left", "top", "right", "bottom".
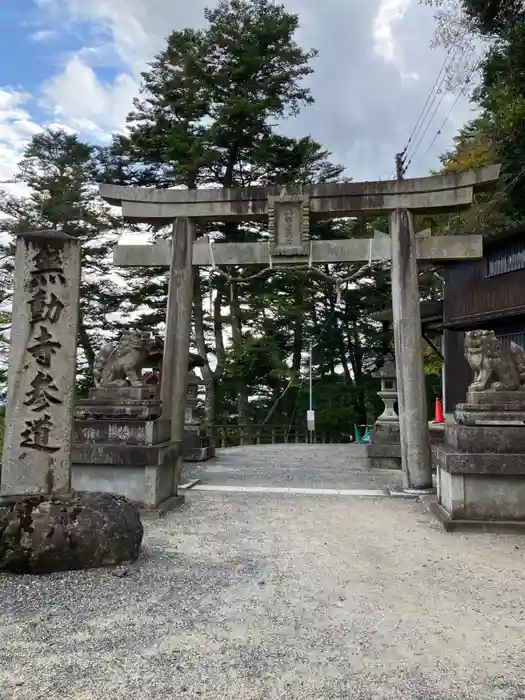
{"left": 373, "top": 223, "right": 525, "bottom": 413}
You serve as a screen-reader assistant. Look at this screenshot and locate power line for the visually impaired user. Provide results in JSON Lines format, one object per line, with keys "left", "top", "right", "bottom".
{"left": 394, "top": 26, "right": 470, "bottom": 178}
{"left": 404, "top": 89, "right": 451, "bottom": 172}
{"left": 411, "top": 60, "right": 481, "bottom": 172}
{"left": 403, "top": 35, "right": 464, "bottom": 160}
{"left": 405, "top": 49, "right": 474, "bottom": 174}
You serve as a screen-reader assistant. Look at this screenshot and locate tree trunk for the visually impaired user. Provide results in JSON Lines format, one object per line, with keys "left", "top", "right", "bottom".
{"left": 209, "top": 286, "right": 227, "bottom": 424}
{"left": 229, "top": 278, "right": 252, "bottom": 442}
{"left": 283, "top": 281, "right": 304, "bottom": 422}
{"left": 346, "top": 325, "right": 367, "bottom": 427}
{"left": 204, "top": 376, "right": 217, "bottom": 425}
{"left": 193, "top": 271, "right": 216, "bottom": 423}
{"left": 213, "top": 284, "right": 226, "bottom": 371}
{"left": 338, "top": 334, "right": 352, "bottom": 383}
{"left": 326, "top": 293, "right": 337, "bottom": 377}
{"left": 78, "top": 313, "right": 95, "bottom": 382}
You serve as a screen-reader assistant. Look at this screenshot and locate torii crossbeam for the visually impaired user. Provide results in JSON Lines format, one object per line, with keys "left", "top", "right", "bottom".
{"left": 100, "top": 165, "right": 500, "bottom": 491}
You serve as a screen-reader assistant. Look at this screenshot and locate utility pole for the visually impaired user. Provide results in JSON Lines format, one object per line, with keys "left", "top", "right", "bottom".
{"left": 395, "top": 152, "right": 405, "bottom": 180}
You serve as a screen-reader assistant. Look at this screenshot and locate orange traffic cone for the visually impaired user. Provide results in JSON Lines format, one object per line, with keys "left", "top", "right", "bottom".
{"left": 433, "top": 397, "right": 445, "bottom": 423}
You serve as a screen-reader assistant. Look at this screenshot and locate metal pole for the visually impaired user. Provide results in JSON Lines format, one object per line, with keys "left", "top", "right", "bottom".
{"left": 307, "top": 341, "right": 314, "bottom": 443}
{"left": 309, "top": 341, "right": 313, "bottom": 411}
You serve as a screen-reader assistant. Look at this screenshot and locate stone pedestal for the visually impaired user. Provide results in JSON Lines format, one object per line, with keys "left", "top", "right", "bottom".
{"left": 428, "top": 422, "right": 445, "bottom": 447}
{"left": 183, "top": 372, "right": 215, "bottom": 462}
{"left": 366, "top": 355, "right": 401, "bottom": 470}
{"left": 432, "top": 391, "right": 525, "bottom": 530}
{"left": 72, "top": 385, "right": 182, "bottom": 509}
{"left": 455, "top": 391, "right": 525, "bottom": 425}
{"left": 367, "top": 424, "right": 402, "bottom": 470}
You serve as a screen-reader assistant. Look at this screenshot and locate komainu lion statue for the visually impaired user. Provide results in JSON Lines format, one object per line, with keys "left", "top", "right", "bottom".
{"left": 93, "top": 331, "right": 152, "bottom": 388}
{"left": 465, "top": 329, "right": 525, "bottom": 392}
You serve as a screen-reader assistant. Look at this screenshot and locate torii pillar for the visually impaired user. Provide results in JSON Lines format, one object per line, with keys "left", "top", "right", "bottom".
{"left": 390, "top": 209, "right": 430, "bottom": 489}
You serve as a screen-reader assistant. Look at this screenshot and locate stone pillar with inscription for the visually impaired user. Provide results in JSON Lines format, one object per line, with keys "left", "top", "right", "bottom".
{"left": 1, "top": 230, "right": 80, "bottom": 495}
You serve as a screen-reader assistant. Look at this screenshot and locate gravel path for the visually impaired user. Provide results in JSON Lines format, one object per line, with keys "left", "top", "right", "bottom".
{"left": 2, "top": 492, "right": 525, "bottom": 699}
{"left": 183, "top": 444, "right": 404, "bottom": 490}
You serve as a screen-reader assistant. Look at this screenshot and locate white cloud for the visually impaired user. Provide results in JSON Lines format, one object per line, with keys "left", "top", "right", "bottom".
{"left": 32, "top": 0, "right": 210, "bottom": 141}
{"left": 401, "top": 70, "right": 420, "bottom": 82}
{"left": 29, "top": 0, "right": 475, "bottom": 179}
{"left": 0, "top": 90, "right": 42, "bottom": 194}
{"left": 30, "top": 29, "right": 58, "bottom": 42}
{"left": 41, "top": 55, "right": 137, "bottom": 139}
{"left": 35, "top": 0, "right": 207, "bottom": 73}
{"left": 373, "top": 0, "right": 412, "bottom": 65}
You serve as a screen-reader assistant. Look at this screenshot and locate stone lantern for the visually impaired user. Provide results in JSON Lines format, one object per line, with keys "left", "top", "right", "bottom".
{"left": 185, "top": 370, "right": 200, "bottom": 426}
{"left": 366, "top": 354, "right": 401, "bottom": 470}
{"left": 373, "top": 354, "right": 399, "bottom": 423}
{"left": 183, "top": 370, "right": 216, "bottom": 462}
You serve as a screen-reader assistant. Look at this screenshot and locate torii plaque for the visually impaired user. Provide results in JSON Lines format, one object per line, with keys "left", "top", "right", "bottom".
{"left": 100, "top": 164, "right": 500, "bottom": 491}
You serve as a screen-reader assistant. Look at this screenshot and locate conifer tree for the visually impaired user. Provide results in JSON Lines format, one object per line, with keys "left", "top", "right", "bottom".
{"left": 0, "top": 129, "right": 125, "bottom": 391}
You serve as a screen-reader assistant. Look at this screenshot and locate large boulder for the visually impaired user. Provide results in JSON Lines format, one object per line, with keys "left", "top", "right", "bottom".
{"left": 0, "top": 491, "right": 143, "bottom": 574}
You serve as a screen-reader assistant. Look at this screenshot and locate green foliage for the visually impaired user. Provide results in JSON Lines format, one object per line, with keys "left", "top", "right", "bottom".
{"left": 421, "top": 0, "right": 525, "bottom": 40}
{"left": 438, "top": 118, "right": 496, "bottom": 173}
{"left": 431, "top": 118, "right": 511, "bottom": 232}
{"left": 0, "top": 311, "right": 9, "bottom": 399}
{"left": 473, "top": 24, "right": 525, "bottom": 221}
{"left": 431, "top": 12, "right": 525, "bottom": 229}
{"left": 423, "top": 343, "right": 443, "bottom": 376}
{"left": 0, "top": 129, "right": 126, "bottom": 388}
{"left": 462, "top": 0, "right": 525, "bottom": 37}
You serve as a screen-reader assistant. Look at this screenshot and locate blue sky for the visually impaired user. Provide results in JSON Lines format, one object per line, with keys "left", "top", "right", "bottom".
{"left": 0, "top": 0, "right": 481, "bottom": 191}
{"left": 0, "top": 1, "right": 51, "bottom": 90}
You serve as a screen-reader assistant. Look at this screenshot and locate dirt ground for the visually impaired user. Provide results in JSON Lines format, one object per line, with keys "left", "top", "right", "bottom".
{"left": 1, "top": 490, "right": 525, "bottom": 699}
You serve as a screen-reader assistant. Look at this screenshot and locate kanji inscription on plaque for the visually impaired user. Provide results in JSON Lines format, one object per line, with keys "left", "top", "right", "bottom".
{"left": 268, "top": 194, "right": 310, "bottom": 256}
{"left": 1, "top": 231, "right": 80, "bottom": 495}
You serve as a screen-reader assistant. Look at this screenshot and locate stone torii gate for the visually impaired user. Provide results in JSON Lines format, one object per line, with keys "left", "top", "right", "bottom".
{"left": 100, "top": 165, "right": 500, "bottom": 491}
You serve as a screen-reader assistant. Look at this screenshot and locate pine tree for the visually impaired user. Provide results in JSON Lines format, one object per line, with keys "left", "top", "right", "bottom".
{"left": 100, "top": 0, "right": 345, "bottom": 429}
{"left": 0, "top": 129, "right": 125, "bottom": 392}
